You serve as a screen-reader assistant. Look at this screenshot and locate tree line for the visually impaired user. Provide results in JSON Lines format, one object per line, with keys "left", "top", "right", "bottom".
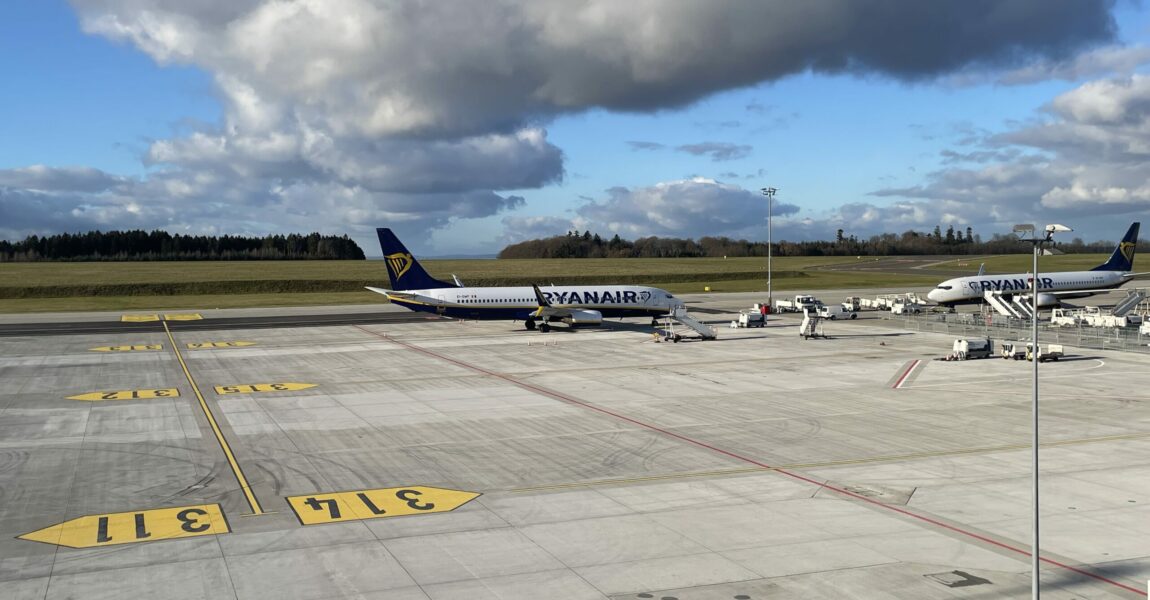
{"left": 0, "top": 230, "right": 366, "bottom": 261}
{"left": 498, "top": 226, "right": 1146, "bottom": 259}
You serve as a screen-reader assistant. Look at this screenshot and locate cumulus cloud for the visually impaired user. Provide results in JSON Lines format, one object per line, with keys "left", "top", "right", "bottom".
{"left": 71, "top": 0, "right": 1119, "bottom": 136}
{"left": 500, "top": 215, "right": 580, "bottom": 244}
{"left": 573, "top": 177, "right": 799, "bottom": 239}
{"left": 3, "top": 0, "right": 1123, "bottom": 248}
{"left": 870, "top": 72, "right": 1150, "bottom": 238}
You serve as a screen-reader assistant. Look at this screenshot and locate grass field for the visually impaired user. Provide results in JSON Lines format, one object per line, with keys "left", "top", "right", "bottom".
{"left": 925, "top": 253, "right": 1117, "bottom": 273}
{"left": 0, "top": 253, "right": 1114, "bottom": 313}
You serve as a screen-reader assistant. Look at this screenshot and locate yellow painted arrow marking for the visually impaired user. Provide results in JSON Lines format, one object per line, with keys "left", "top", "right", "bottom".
{"left": 66, "top": 388, "right": 180, "bottom": 401}
{"left": 18, "top": 504, "right": 229, "bottom": 549}
{"left": 121, "top": 314, "right": 159, "bottom": 322}
{"left": 286, "top": 486, "right": 480, "bottom": 526}
{"left": 214, "top": 383, "right": 316, "bottom": 395}
{"left": 186, "top": 341, "right": 256, "bottom": 350}
{"left": 89, "top": 344, "right": 163, "bottom": 352}
{"left": 164, "top": 313, "right": 203, "bottom": 321}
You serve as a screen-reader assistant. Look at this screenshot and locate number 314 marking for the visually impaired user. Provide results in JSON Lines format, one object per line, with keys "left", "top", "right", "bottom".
{"left": 286, "top": 486, "right": 479, "bottom": 526}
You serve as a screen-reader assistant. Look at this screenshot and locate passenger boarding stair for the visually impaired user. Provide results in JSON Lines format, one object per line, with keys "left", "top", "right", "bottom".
{"left": 1112, "top": 289, "right": 1147, "bottom": 317}
{"left": 984, "top": 291, "right": 1024, "bottom": 318}
{"left": 668, "top": 307, "right": 717, "bottom": 340}
{"left": 1012, "top": 295, "right": 1035, "bottom": 319}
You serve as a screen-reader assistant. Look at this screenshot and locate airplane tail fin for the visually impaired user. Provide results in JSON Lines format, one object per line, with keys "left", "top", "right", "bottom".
{"left": 376, "top": 228, "right": 457, "bottom": 291}
{"left": 1091, "top": 222, "right": 1139, "bottom": 272}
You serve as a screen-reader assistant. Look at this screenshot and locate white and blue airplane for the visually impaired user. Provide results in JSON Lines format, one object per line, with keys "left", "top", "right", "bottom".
{"left": 366, "top": 228, "right": 684, "bottom": 332}
{"left": 927, "top": 222, "right": 1142, "bottom": 308}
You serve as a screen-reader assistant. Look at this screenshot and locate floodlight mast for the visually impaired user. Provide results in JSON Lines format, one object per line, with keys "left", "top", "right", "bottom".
{"left": 760, "top": 187, "right": 777, "bottom": 307}
{"left": 1013, "top": 221, "right": 1071, "bottom": 600}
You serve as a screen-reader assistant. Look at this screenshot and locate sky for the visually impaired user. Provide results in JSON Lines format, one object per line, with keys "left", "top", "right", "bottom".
{"left": 3, "top": 1, "right": 1150, "bottom": 256}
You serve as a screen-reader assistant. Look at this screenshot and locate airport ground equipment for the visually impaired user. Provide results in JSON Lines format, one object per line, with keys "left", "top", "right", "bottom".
{"left": 1112, "top": 289, "right": 1147, "bottom": 317}
{"left": 842, "top": 296, "right": 862, "bottom": 311}
{"left": 775, "top": 295, "right": 820, "bottom": 313}
{"left": 867, "top": 293, "right": 929, "bottom": 312}
{"left": 1050, "top": 308, "right": 1082, "bottom": 327}
{"left": 661, "top": 306, "right": 717, "bottom": 341}
{"left": 1026, "top": 343, "right": 1063, "bottom": 362}
{"left": 952, "top": 337, "right": 993, "bottom": 360}
{"left": 1141, "top": 320, "right": 1150, "bottom": 336}
{"left": 799, "top": 310, "right": 826, "bottom": 339}
{"left": 736, "top": 310, "right": 766, "bottom": 328}
{"left": 891, "top": 302, "right": 922, "bottom": 315}
{"left": 982, "top": 291, "right": 1035, "bottom": 319}
{"left": 818, "top": 304, "right": 857, "bottom": 320}
{"left": 1001, "top": 342, "right": 1028, "bottom": 360}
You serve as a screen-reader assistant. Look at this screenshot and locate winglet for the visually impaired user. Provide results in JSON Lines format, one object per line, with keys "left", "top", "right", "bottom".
{"left": 532, "top": 284, "right": 551, "bottom": 307}
{"left": 530, "top": 284, "right": 552, "bottom": 318}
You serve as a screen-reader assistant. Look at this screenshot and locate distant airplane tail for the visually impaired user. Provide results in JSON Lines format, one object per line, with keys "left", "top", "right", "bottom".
{"left": 376, "top": 228, "right": 457, "bottom": 291}
{"left": 1091, "top": 222, "right": 1139, "bottom": 272}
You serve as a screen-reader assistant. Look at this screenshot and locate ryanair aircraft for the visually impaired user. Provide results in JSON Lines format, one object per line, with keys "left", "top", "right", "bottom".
{"left": 927, "top": 222, "right": 1142, "bottom": 308}
{"left": 367, "top": 228, "right": 684, "bottom": 332}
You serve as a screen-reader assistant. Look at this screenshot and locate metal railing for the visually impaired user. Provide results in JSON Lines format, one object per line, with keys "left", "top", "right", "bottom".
{"left": 883, "top": 311, "right": 1150, "bottom": 354}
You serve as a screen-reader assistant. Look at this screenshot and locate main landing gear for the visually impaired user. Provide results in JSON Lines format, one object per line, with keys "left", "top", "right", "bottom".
{"left": 525, "top": 317, "right": 550, "bottom": 333}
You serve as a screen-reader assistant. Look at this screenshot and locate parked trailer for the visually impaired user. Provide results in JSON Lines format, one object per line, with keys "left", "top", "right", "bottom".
{"left": 842, "top": 296, "right": 862, "bottom": 311}
{"left": 951, "top": 337, "right": 993, "bottom": 360}
{"left": 1026, "top": 343, "right": 1064, "bottom": 362}
{"left": 736, "top": 310, "right": 766, "bottom": 328}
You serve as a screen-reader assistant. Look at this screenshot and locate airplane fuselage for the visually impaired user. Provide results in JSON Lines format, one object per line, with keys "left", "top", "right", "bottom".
{"left": 928, "top": 270, "right": 1126, "bottom": 305}
{"left": 386, "top": 285, "right": 683, "bottom": 320}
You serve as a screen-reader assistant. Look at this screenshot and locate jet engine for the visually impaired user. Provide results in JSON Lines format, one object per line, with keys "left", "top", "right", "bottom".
{"left": 560, "top": 309, "right": 603, "bottom": 326}
{"left": 1035, "top": 293, "right": 1060, "bottom": 308}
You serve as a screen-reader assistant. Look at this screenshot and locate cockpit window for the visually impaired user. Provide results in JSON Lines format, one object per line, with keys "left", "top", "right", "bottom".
{"left": 666, "top": 294, "right": 675, "bottom": 298}
{"left": 936, "top": 285, "right": 952, "bottom": 290}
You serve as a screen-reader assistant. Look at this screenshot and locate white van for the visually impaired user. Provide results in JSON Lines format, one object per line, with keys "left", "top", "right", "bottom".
{"left": 817, "top": 305, "right": 858, "bottom": 320}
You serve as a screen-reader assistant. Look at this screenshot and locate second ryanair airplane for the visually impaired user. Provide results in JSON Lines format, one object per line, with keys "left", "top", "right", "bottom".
{"left": 927, "top": 222, "right": 1143, "bottom": 308}
{"left": 367, "top": 228, "right": 684, "bottom": 332}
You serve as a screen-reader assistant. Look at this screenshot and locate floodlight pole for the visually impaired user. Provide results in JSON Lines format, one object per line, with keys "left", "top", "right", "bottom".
{"left": 1030, "top": 234, "right": 1041, "bottom": 600}
{"left": 761, "top": 187, "right": 777, "bottom": 306}
{"left": 1014, "top": 223, "right": 1068, "bottom": 600}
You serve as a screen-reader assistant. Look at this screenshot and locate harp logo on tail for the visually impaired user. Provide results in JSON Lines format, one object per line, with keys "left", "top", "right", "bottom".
{"left": 385, "top": 252, "right": 413, "bottom": 280}
{"left": 1120, "top": 241, "right": 1136, "bottom": 264}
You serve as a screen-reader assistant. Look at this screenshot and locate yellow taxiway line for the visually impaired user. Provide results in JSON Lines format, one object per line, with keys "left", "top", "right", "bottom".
{"left": 163, "top": 321, "right": 265, "bottom": 515}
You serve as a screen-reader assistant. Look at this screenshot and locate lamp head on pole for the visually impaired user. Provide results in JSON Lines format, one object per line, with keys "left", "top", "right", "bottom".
{"left": 760, "top": 187, "right": 777, "bottom": 199}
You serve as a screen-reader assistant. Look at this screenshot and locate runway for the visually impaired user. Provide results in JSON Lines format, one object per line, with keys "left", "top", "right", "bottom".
{"left": 1, "top": 293, "right": 1148, "bottom": 599}
{"left": 0, "top": 310, "right": 445, "bottom": 337}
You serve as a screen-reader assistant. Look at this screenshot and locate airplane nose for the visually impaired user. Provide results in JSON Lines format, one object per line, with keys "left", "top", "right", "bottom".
{"left": 927, "top": 289, "right": 940, "bottom": 302}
